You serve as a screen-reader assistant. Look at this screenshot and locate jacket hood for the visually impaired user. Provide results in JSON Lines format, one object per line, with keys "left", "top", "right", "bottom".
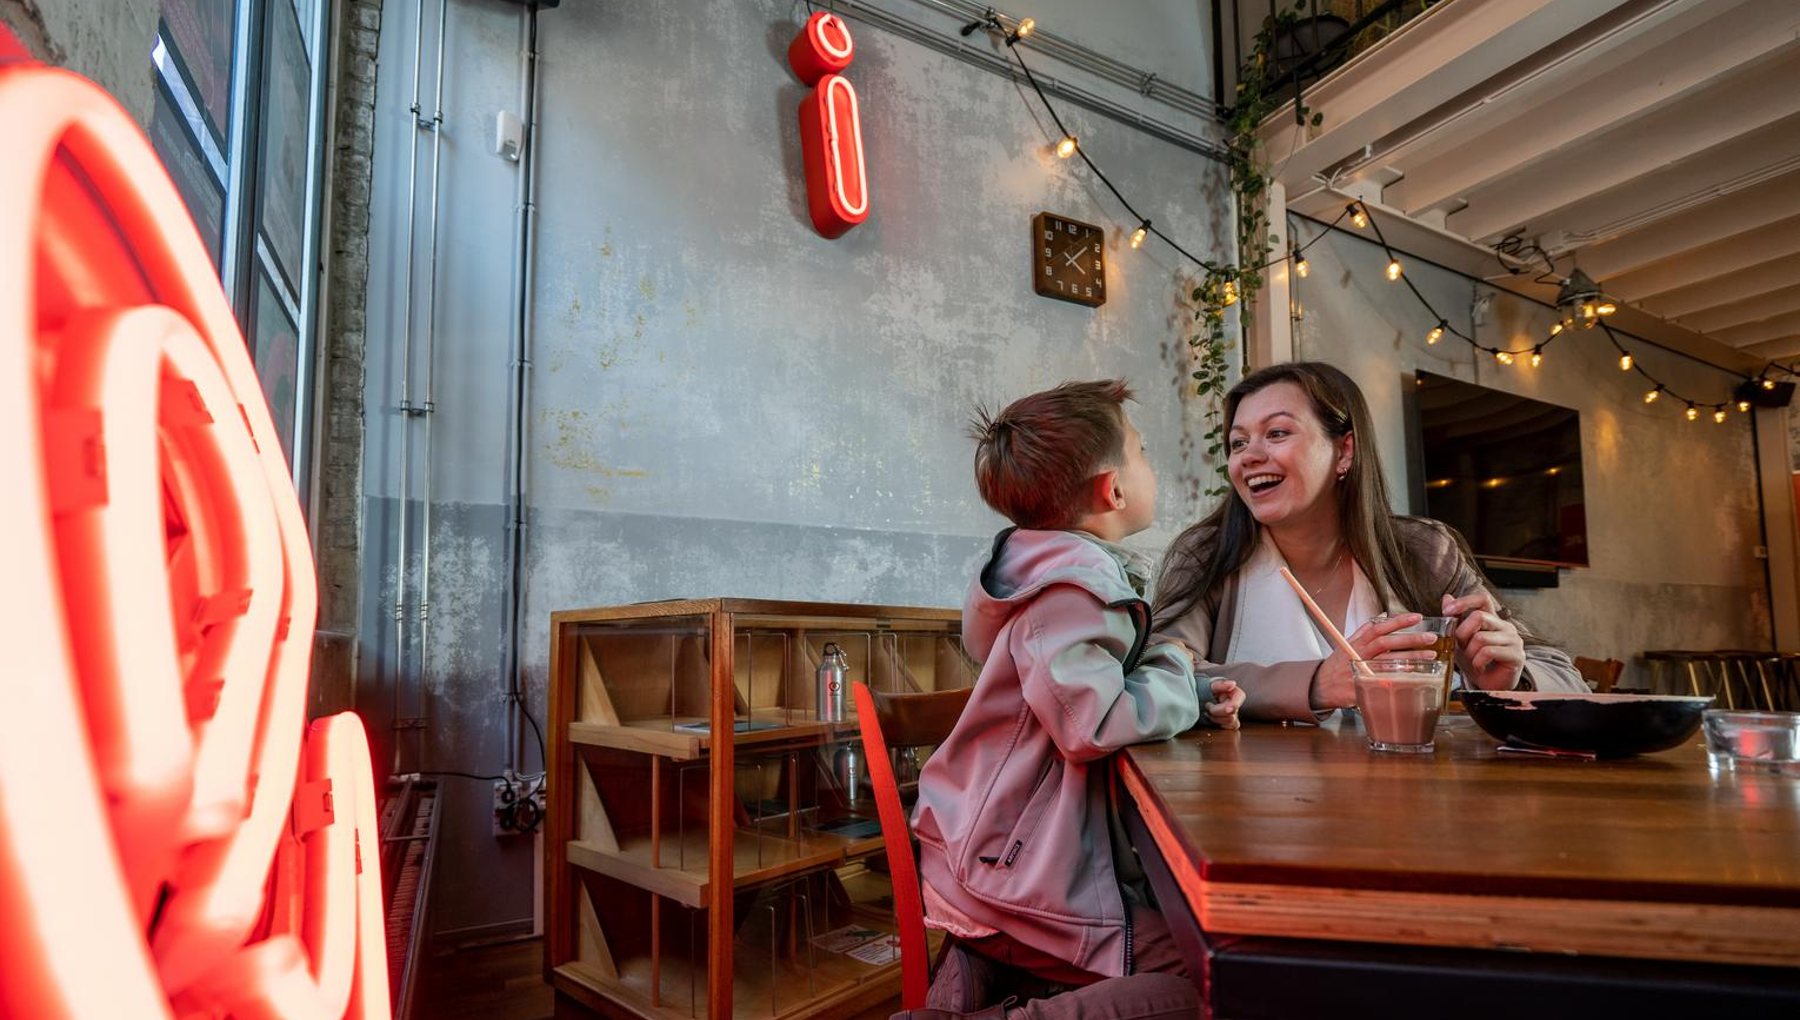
{"left": 962, "top": 528, "right": 1148, "bottom": 661}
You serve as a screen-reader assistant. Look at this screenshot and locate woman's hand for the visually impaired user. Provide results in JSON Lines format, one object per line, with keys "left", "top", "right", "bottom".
{"left": 1444, "top": 591, "right": 1526, "bottom": 691}
{"left": 1203, "top": 678, "right": 1245, "bottom": 730}
{"left": 1309, "top": 613, "right": 1437, "bottom": 710}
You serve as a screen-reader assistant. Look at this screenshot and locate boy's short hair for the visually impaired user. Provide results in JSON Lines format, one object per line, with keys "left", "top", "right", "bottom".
{"left": 968, "top": 379, "right": 1135, "bottom": 529}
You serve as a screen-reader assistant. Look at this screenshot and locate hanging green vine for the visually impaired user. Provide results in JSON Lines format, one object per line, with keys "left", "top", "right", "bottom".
{"left": 1188, "top": 2, "right": 1322, "bottom": 497}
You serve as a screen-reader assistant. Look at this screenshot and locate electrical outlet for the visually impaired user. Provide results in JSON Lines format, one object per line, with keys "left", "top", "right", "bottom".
{"left": 492, "top": 772, "right": 546, "bottom": 837}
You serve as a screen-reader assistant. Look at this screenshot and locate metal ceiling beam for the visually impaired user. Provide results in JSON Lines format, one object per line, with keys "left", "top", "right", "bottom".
{"left": 1680, "top": 283, "right": 1800, "bottom": 334}
{"left": 1639, "top": 251, "right": 1800, "bottom": 319}
{"left": 1444, "top": 86, "right": 1800, "bottom": 244}
{"left": 1741, "top": 335, "right": 1800, "bottom": 360}
{"left": 1259, "top": 0, "right": 1620, "bottom": 192}
{"left": 1450, "top": 113, "right": 1800, "bottom": 247}
{"left": 1607, "top": 213, "right": 1800, "bottom": 303}
{"left": 1577, "top": 171, "right": 1800, "bottom": 280}
{"left": 1718, "top": 311, "right": 1800, "bottom": 349}
{"left": 1383, "top": 10, "right": 1800, "bottom": 216}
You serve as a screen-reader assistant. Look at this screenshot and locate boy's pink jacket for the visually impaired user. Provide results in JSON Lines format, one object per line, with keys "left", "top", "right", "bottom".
{"left": 912, "top": 528, "right": 1202, "bottom": 977}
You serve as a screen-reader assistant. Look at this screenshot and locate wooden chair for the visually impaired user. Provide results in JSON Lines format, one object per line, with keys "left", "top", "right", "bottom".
{"left": 851, "top": 681, "right": 973, "bottom": 1011}
{"left": 1573, "top": 656, "right": 1624, "bottom": 694}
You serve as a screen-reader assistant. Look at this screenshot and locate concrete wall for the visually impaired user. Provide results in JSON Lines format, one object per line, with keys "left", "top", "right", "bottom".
{"left": 357, "top": 0, "right": 1229, "bottom": 938}
{"left": 1, "top": 0, "right": 157, "bottom": 126}
{"left": 1291, "top": 219, "right": 1773, "bottom": 681}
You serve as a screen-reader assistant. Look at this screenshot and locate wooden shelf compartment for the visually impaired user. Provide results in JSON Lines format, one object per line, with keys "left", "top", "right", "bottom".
{"left": 565, "top": 813, "right": 884, "bottom": 910}
{"left": 555, "top": 868, "right": 908, "bottom": 1020}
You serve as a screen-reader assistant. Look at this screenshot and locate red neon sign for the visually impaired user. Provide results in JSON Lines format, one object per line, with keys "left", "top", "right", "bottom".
{"left": 789, "top": 12, "right": 869, "bottom": 238}
{"left": 2, "top": 28, "right": 388, "bottom": 1020}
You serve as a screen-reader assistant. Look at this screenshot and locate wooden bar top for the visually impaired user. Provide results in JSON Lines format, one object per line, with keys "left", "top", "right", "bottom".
{"left": 1120, "top": 716, "right": 1800, "bottom": 966}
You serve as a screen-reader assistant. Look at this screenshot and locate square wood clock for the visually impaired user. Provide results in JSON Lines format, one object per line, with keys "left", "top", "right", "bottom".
{"left": 1032, "top": 211, "right": 1106, "bottom": 307}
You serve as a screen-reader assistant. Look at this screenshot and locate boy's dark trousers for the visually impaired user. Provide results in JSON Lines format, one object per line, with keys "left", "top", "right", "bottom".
{"left": 912, "top": 904, "right": 1200, "bottom": 1020}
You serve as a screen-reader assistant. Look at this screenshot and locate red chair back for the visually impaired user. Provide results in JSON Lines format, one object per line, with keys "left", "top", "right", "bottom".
{"left": 853, "top": 681, "right": 972, "bottom": 1010}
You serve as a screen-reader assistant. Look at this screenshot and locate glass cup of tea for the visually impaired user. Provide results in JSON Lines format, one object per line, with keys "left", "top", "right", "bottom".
{"left": 1397, "top": 616, "right": 1455, "bottom": 703}
{"left": 1355, "top": 658, "right": 1449, "bottom": 753}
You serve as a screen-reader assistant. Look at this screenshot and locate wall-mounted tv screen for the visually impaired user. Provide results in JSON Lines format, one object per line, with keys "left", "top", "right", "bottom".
{"left": 1412, "top": 371, "right": 1588, "bottom": 567}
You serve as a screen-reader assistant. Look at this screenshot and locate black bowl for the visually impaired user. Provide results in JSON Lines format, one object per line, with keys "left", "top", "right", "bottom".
{"left": 1460, "top": 690, "right": 1714, "bottom": 758}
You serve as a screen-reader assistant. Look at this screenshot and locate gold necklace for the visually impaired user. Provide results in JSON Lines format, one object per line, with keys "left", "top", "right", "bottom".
{"left": 1308, "top": 549, "right": 1348, "bottom": 596}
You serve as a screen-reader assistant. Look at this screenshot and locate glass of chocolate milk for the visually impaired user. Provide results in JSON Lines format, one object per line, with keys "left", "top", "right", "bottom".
{"left": 1355, "top": 658, "right": 1449, "bottom": 753}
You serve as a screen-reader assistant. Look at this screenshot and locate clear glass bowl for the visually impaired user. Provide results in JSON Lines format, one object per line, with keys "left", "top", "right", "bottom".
{"left": 1702, "top": 710, "right": 1800, "bottom": 774}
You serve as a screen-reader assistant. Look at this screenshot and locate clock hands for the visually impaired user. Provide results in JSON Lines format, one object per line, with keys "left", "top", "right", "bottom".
{"left": 1063, "top": 245, "right": 1089, "bottom": 275}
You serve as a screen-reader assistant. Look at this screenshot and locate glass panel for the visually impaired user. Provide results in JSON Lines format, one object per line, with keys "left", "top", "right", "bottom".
{"left": 157, "top": 0, "right": 236, "bottom": 147}
{"left": 251, "top": 270, "right": 299, "bottom": 460}
{"left": 256, "top": 0, "right": 311, "bottom": 287}
{"left": 150, "top": 77, "right": 225, "bottom": 264}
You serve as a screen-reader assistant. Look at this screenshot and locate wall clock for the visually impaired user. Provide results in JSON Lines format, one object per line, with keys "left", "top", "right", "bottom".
{"left": 1032, "top": 211, "right": 1106, "bottom": 307}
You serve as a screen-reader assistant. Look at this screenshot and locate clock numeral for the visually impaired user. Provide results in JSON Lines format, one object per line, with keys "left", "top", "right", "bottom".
{"left": 1066, "top": 222, "right": 1077, "bottom": 235}
{"left": 1044, "top": 247, "right": 1052, "bottom": 260}
{"left": 1093, "top": 259, "right": 1101, "bottom": 271}
{"left": 1043, "top": 229, "right": 1053, "bottom": 241}
{"left": 1056, "top": 280, "right": 1065, "bottom": 291}
{"left": 1085, "top": 286, "right": 1093, "bottom": 297}
{"left": 1044, "top": 266, "right": 1052, "bottom": 277}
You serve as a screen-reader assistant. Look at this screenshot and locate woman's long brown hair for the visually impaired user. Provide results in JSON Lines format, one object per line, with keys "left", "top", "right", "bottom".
{"left": 1153, "top": 362, "right": 1445, "bottom": 629}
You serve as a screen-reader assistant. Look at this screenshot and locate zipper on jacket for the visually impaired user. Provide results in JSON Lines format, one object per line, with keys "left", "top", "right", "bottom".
{"left": 1002, "top": 840, "right": 1022, "bottom": 868}
{"left": 1124, "top": 914, "right": 1135, "bottom": 974}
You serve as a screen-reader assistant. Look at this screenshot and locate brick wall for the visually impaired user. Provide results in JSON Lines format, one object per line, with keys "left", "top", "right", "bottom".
{"left": 316, "top": 0, "right": 381, "bottom": 638}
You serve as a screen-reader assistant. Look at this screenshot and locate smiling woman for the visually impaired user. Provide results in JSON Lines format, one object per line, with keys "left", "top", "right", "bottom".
{"left": 1150, "top": 362, "right": 1587, "bottom": 724}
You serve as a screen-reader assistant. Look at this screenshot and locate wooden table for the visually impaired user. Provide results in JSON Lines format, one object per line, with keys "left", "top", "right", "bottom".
{"left": 1119, "top": 715, "right": 1800, "bottom": 1016}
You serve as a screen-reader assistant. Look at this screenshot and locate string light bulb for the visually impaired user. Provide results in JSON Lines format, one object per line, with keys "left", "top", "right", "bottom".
{"left": 1295, "top": 254, "right": 1309, "bottom": 278}
{"left": 1426, "top": 321, "right": 1444, "bottom": 345}
{"left": 1685, "top": 404, "right": 1699, "bottom": 421}
{"left": 1714, "top": 407, "right": 1728, "bottom": 424}
{"left": 1007, "top": 17, "right": 1035, "bottom": 43}
{"left": 1386, "top": 258, "right": 1403, "bottom": 281}
{"left": 1350, "top": 204, "right": 1368, "bottom": 229}
{"left": 1764, "top": 378, "right": 1777, "bottom": 390}
{"left": 1529, "top": 348, "right": 1543, "bottom": 368}
{"left": 1221, "top": 279, "right": 1239, "bottom": 307}
{"left": 1644, "top": 387, "right": 1661, "bottom": 404}
{"left": 1739, "top": 400, "right": 1752, "bottom": 413}
{"left": 1597, "top": 301, "right": 1617, "bottom": 316}
{"left": 1619, "top": 353, "right": 1632, "bottom": 371}
{"left": 1549, "top": 322, "right": 1564, "bottom": 336}
{"left": 1056, "top": 136, "right": 1078, "bottom": 159}
{"left": 1495, "top": 350, "right": 1514, "bottom": 365}
{"left": 1130, "top": 221, "right": 1148, "bottom": 249}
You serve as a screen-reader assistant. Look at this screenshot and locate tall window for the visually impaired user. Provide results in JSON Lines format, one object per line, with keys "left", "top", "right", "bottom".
{"left": 150, "top": 0, "right": 329, "bottom": 499}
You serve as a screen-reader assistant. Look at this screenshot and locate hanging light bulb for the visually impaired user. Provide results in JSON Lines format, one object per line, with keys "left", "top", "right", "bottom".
{"left": 1130, "top": 221, "right": 1148, "bottom": 249}
{"left": 1295, "top": 255, "right": 1309, "bottom": 278}
{"left": 1007, "top": 17, "right": 1036, "bottom": 43}
{"left": 1685, "top": 404, "right": 1699, "bottom": 421}
{"left": 1713, "top": 407, "right": 1728, "bottom": 424}
{"left": 1644, "top": 387, "right": 1661, "bottom": 404}
{"left": 1350, "top": 204, "right": 1368, "bottom": 229}
{"left": 1221, "top": 279, "right": 1239, "bottom": 306}
{"left": 1763, "top": 378, "right": 1777, "bottom": 390}
{"left": 1056, "top": 136, "right": 1078, "bottom": 159}
{"left": 1739, "top": 400, "right": 1752, "bottom": 413}
{"left": 1549, "top": 322, "right": 1564, "bottom": 336}
{"left": 1529, "top": 348, "right": 1543, "bottom": 368}
{"left": 1597, "top": 301, "right": 1617, "bottom": 316}
{"left": 1495, "top": 350, "right": 1514, "bottom": 365}
{"left": 1426, "top": 321, "right": 1445, "bottom": 345}
{"left": 1619, "top": 353, "right": 1633, "bottom": 371}
{"left": 1386, "top": 258, "right": 1403, "bottom": 281}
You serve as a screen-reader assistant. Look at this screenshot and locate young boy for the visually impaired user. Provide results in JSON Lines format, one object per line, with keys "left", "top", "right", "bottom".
{"left": 904, "top": 380, "right": 1243, "bottom": 1019}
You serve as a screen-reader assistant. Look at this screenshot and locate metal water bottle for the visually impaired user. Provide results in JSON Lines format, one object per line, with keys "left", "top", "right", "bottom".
{"left": 834, "top": 745, "right": 864, "bottom": 806}
{"left": 817, "top": 642, "right": 849, "bottom": 722}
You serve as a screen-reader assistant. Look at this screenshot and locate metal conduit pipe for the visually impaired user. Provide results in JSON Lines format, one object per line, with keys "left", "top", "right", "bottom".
{"left": 417, "top": 0, "right": 450, "bottom": 744}
{"left": 914, "top": 0, "right": 1217, "bottom": 119}
{"left": 824, "top": 0, "right": 1227, "bottom": 161}
{"left": 392, "top": 0, "right": 430, "bottom": 775}
{"left": 500, "top": 3, "right": 543, "bottom": 777}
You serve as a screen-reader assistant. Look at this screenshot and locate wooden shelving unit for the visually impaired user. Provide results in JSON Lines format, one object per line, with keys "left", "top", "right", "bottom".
{"left": 546, "top": 599, "right": 974, "bottom": 1020}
